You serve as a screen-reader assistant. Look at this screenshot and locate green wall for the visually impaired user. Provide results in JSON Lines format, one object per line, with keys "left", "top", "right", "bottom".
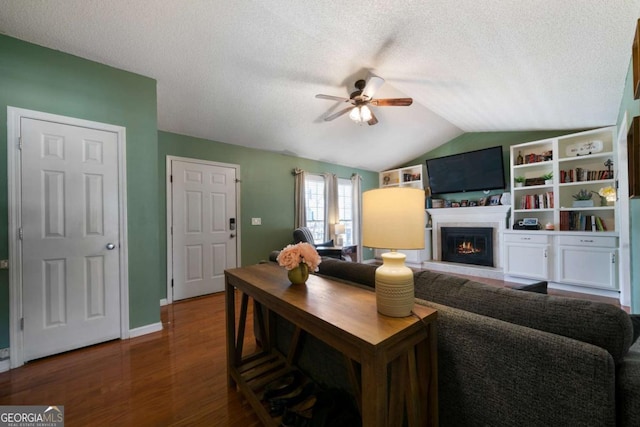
{"left": 402, "top": 130, "right": 579, "bottom": 202}
{"left": 0, "top": 35, "right": 161, "bottom": 346}
{"left": 617, "top": 60, "right": 640, "bottom": 313}
{"left": 158, "top": 131, "right": 379, "bottom": 298}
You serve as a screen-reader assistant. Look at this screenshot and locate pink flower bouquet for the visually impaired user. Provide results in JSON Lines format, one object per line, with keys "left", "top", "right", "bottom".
{"left": 276, "top": 242, "right": 322, "bottom": 271}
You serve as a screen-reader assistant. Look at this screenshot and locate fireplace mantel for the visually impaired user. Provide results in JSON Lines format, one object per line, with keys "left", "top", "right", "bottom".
{"left": 426, "top": 206, "right": 511, "bottom": 270}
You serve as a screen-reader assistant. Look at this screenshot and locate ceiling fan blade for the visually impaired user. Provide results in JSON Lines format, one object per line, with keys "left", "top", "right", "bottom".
{"left": 315, "top": 94, "right": 352, "bottom": 102}
{"left": 362, "top": 75, "right": 385, "bottom": 99}
{"left": 367, "top": 110, "right": 379, "bottom": 126}
{"left": 324, "top": 106, "right": 354, "bottom": 121}
{"left": 370, "top": 98, "right": 413, "bottom": 107}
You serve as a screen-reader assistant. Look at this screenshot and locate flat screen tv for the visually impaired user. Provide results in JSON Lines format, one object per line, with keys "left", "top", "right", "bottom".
{"left": 426, "top": 146, "right": 506, "bottom": 194}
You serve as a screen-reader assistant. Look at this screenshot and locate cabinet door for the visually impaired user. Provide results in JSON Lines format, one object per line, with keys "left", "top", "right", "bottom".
{"left": 504, "top": 243, "right": 550, "bottom": 280}
{"left": 557, "top": 246, "right": 617, "bottom": 289}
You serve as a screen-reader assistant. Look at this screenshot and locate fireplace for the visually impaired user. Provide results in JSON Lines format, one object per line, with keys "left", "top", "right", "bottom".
{"left": 441, "top": 227, "right": 494, "bottom": 267}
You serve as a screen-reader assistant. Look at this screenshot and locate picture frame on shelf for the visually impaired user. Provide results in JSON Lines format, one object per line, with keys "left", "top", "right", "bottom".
{"left": 460, "top": 200, "right": 468, "bottom": 207}
{"left": 478, "top": 197, "right": 488, "bottom": 206}
{"left": 489, "top": 195, "right": 501, "bottom": 206}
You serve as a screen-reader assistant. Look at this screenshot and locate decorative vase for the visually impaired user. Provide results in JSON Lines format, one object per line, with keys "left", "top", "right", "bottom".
{"left": 287, "top": 263, "right": 309, "bottom": 285}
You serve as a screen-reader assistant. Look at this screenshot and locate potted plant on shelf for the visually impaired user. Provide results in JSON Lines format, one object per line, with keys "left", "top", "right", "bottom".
{"left": 514, "top": 176, "right": 525, "bottom": 188}
{"left": 572, "top": 189, "right": 594, "bottom": 207}
{"left": 542, "top": 171, "right": 553, "bottom": 185}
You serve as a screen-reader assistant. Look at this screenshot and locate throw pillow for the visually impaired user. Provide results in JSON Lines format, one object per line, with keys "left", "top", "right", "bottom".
{"left": 512, "top": 281, "right": 548, "bottom": 294}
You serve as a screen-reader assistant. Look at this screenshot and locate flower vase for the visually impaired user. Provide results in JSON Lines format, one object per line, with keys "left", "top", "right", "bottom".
{"left": 287, "top": 263, "right": 309, "bottom": 285}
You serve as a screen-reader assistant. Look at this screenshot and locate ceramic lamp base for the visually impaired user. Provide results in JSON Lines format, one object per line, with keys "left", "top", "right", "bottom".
{"left": 375, "top": 251, "right": 414, "bottom": 317}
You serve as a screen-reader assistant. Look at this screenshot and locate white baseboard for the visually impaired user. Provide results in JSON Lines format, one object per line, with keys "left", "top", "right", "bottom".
{"left": 129, "top": 322, "right": 163, "bottom": 338}
{"left": 0, "top": 359, "right": 10, "bottom": 373}
{"left": 160, "top": 298, "right": 168, "bottom": 306}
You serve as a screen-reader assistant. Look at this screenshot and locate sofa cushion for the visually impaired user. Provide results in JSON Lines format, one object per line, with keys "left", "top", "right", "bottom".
{"left": 413, "top": 270, "right": 633, "bottom": 363}
{"left": 315, "top": 257, "right": 376, "bottom": 289}
{"left": 631, "top": 315, "right": 640, "bottom": 345}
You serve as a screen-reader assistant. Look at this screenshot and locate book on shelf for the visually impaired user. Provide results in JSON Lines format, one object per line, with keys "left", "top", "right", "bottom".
{"left": 559, "top": 211, "right": 608, "bottom": 231}
{"left": 559, "top": 168, "right": 612, "bottom": 183}
{"left": 519, "top": 191, "right": 553, "bottom": 210}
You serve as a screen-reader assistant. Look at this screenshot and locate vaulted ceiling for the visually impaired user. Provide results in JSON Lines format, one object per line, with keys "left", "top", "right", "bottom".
{"left": 1, "top": 1, "right": 639, "bottom": 171}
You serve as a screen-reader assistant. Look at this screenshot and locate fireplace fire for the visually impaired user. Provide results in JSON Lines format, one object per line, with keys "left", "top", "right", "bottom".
{"left": 441, "top": 227, "right": 494, "bottom": 267}
{"left": 457, "top": 240, "right": 482, "bottom": 255}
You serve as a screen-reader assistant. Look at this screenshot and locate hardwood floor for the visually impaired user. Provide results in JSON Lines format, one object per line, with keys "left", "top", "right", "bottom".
{"left": 0, "top": 292, "right": 262, "bottom": 426}
{"left": 0, "top": 274, "right": 627, "bottom": 426}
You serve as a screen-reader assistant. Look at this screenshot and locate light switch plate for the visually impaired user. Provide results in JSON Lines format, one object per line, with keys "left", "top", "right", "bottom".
{"left": 0, "top": 260, "right": 8, "bottom": 269}
{"left": 251, "top": 218, "right": 262, "bottom": 226}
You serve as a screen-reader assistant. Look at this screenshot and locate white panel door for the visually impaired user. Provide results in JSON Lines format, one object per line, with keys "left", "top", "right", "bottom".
{"left": 21, "top": 118, "right": 121, "bottom": 362}
{"left": 172, "top": 160, "right": 237, "bottom": 300}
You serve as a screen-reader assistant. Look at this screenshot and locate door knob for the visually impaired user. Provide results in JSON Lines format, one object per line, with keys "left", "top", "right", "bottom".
{"left": 106, "top": 243, "right": 116, "bottom": 250}
{"left": 230, "top": 234, "right": 236, "bottom": 238}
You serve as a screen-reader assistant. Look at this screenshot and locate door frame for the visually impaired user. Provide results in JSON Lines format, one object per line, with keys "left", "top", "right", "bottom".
{"left": 7, "top": 107, "right": 129, "bottom": 368}
{"left": 165, "top": 156, "right": 241, "bottom": 305}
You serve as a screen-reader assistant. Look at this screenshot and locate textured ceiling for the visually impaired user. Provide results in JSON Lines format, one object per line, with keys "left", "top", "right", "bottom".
{"left": 1, "top": 1, "right": 639, "bottom": 171}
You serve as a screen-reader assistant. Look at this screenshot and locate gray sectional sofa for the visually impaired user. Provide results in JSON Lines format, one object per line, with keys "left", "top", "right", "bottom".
{"left": 273, "top": 255, "right": 640, "bottom": 426}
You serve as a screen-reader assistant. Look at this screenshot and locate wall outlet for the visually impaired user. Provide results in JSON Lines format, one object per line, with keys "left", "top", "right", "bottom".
{"left": 0, "top": 260, "right": 8, "bottom": 269}
{"left": 0, "top": 348, "right": 9, "bottom": 360}
{"left": 251, "top": 218, "right": 262, "bottom": 226}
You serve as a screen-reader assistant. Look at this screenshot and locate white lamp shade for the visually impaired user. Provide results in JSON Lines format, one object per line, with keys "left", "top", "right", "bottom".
{"left": 334, "top": 223, "right": 346, "bottom": 234}
{"left": 362, "top": 188, "right": 425, "bottom": 250}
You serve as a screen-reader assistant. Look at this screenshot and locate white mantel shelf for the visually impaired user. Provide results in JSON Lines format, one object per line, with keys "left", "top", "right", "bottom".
{"left": 426, "top": 205, "right": 511, "bottom": 218}
{"left": 426, "top": 205, "right": 511, "bottom": 271}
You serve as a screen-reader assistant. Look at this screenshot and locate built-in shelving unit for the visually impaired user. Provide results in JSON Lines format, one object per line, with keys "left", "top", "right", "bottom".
{"left": 510, "top": 127, "right": 617, "bottom": 232}
{"left": 505, "top": 127, "right": 620, "bottom": 295}
{"left": 379, "top": 164, "right": 423, "bottom": 189}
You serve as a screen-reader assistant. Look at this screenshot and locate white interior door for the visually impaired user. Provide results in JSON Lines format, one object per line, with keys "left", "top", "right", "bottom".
{"left": 21, "top": 117, "right": 121, "bottom": 362}
{"left": 171, "top": 160, "right": 238, "bottom": 300}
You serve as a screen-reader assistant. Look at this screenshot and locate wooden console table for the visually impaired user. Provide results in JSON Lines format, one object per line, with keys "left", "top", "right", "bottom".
{"left": 225, "top": 263, "right": 438, "bottom": 427}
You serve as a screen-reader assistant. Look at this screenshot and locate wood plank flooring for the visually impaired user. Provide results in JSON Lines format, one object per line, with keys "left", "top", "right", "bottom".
{"left": 0, "top": 273, "right": 627, "bottom": 426}
{"left": 0, "top": 292, "right": 262, "bottom": 426}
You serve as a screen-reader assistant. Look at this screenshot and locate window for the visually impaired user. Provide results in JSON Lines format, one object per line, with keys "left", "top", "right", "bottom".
{"left": 337, "top": 178, "right": 353, "bottom": 245}
{"left": 304, "top": 174, "right": 325, "bottom": 242}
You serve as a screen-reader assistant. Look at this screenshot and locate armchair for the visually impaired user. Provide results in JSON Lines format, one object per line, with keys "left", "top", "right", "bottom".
{"left": 293, "top": 227, "right": 357, "bottom": 262}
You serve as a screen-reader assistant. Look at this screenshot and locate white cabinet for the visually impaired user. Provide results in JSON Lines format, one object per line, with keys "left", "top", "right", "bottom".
{"left": 380, "top": 164, "right": 423, "bottom": 189}
{"left": 556, "top": 235, "right": 618, "bottom": 290}
{"left": 503, "top": 233, "right": 551, "bottom": 280}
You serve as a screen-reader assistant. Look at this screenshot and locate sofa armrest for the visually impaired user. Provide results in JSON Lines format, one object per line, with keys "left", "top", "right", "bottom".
{"left": 618, "top": 342, "right": 640, "bottom": 427}
{"left": 416, "top": 299, "right": 616, "bottom": 427}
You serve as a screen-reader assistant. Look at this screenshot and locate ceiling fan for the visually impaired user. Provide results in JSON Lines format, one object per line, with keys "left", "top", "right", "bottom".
{"left": 315, "top": 75, "right": 412, "bottom": 126}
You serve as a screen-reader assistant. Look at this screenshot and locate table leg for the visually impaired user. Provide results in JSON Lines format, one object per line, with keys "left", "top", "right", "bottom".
{"left": 225, "top": 282, "right": 236, "bottom": 388}
{"left": 361, "top": 355, "right": 388, "bottom": 427}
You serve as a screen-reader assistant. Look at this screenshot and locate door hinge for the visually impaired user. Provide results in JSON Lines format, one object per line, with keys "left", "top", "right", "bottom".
{"left": 20, "top": 318, "right": 24, "bottom": 331}
{"left": 171, "top": 279, "right": 174, "bottom": 288}
{"left": 611, "top": 253, "right": 616, "bottom": 264}
{"left": 170, "top": 174, "right": 173, "bottom": 183}
{"left": 18, "top": 137, "right": 22, "bottom": 150}
{"left": 18, "top": 228, "right": 23, "bottom": 240}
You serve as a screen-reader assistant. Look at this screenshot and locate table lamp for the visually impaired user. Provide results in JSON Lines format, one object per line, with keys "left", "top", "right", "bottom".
{"left": 334, "top": 223, "right": 346, "bottom": 246}
{"left": 362, "top": 188, "right": 425, "bottom": 317}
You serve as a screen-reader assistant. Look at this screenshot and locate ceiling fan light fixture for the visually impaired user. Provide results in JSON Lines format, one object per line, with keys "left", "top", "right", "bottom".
{"left": 349, "top": 105, "right": 372, "bottom": 123}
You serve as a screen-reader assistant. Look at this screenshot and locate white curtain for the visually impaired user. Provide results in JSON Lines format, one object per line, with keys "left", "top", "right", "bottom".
{"left": 293, "top": 168, "right": 306, "bottom": 228}
{"left": 351, "top": 173, "right": 362, "bottom": 262}
{"left": 323, "top": 173, "right": 339, "bottom": 243}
